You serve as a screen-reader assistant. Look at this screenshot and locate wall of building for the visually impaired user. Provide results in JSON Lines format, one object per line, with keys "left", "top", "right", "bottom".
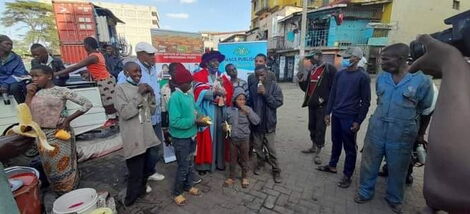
{"left": 388, "top": 0, "right": 469, "bottom": 44}
{"left": 92, "top": 1, "right": 159, "bottom": 55}
{"left": 202, "top": 31, "right": 247, "bottom": 51}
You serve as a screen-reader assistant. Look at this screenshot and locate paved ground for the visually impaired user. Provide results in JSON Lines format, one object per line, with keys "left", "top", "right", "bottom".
{"left": 78, "top": 80, "right": 429, "bottom": 214}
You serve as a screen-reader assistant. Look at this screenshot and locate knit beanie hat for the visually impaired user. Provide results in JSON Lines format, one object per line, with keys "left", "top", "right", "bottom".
{"left": 173, "top": 63, "right": 193, "bottom": 84}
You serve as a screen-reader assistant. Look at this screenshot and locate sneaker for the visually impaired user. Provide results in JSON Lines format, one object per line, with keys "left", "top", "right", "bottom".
{"left": 148, "top": 172, "right": 165, "bottom": 181}
{"left": 273, "top": 172, "right": 282, "bottom": 183}
{"left": 193, "top": 177, "right": 202, "bottom": 184}
{"left": 314, "top": 155, "right": 322, "bottom": 165}
{"left": 385, "top": 198, "right": 403, "bottom": 214}
{"left": 337, "top": 176, "right": 352, "bottom": 188}
{"left": 253, "top": 166, "right": 262, "bottom": 175}
{"left": 354, "top": 194, "right": 371, "bottom": 204}
{"left": 146, "top": 185, "right": 152, "bottom": 193}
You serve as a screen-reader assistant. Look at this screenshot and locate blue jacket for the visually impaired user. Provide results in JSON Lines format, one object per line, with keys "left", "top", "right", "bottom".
{"left": 366, "top": 71, "right": 434, "bottom": 144}
{"left": 0, "top": 52, "right": 27, "bottom": 87}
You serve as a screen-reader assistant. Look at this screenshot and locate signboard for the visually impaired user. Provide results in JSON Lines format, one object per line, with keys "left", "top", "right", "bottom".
{"left": 151, "top": 29, "right": 203, "bottom": 73}
{"left": 218, "top": 41, "right": 268, "bottom": 81}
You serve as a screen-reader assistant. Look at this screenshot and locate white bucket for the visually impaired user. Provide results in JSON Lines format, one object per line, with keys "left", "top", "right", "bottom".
{"left": 53, "top": 188, "right": 98, "bottom": 214}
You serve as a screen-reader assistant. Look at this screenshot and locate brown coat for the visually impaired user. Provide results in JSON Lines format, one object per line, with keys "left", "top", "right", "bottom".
{"left": 114, "top": 82, "right": 160, "bottom": 159}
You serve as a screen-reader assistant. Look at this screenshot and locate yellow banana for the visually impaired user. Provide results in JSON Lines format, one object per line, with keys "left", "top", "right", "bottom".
{"left": 200, "top": 116, "right": 212, "bottom": 125}
{"left": 6, "top": 104, "right": 55, "bottom": 151}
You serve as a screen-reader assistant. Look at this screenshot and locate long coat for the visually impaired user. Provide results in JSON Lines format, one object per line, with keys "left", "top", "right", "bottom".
{"left": 114, "top": 82, "right": 161, "bottom": 159}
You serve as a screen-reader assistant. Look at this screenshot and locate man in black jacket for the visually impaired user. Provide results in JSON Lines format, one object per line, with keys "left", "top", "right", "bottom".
{"left": 297, "top": 50, "right": 337, "bottom": 164}
{"left": 30, "top": 44, "right": 68, "bottom": 86}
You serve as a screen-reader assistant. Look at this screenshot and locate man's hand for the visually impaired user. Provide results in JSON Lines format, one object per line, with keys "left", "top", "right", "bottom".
{"left": 196, "top": 117, "right": 209, "bottom": 127}
{"left": 296, "top": 71, "right": 304, "bottom": 81}
{"left": 138, "top": 83, "right": 152, "bottom": 95}
{"left": 324, "top": 115, "right": 331, "bottom": 126}
{"left": 350, "top": 122, "right": 360, "bottom": 133}
{"left": 257, "top": 84, "right": 266, "bottom": 95}
{"left": 26, "top": 83, "right": 38, "bottom": 96}
{"left": 215, "top": 87, "right": 227, "bottom": 96}
{"left": 409, "top": 34, "right": 464, "bottom": 77}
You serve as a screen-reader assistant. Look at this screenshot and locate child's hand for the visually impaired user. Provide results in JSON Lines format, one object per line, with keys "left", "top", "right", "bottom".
{"left": 138, "top": 83, "right": 150, "bottom": 94}
{"left": 196, "top": 117, "right": 211, "bottom": 127}
{"left": 240, "top": 105, "right": 250, "bottom": 114}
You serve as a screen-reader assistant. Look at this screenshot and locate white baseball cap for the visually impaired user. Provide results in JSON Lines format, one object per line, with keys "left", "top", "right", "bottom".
{"left": 339, "top": 47, "right": 364, "bottom": 58}
{"left": 135, "top": 42, "right": 156, "bottom": 54}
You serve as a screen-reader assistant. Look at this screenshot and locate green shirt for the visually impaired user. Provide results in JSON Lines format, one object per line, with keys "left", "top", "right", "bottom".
{"left": 168, "top": 89, "right": 199, "bottom": 138}
{"left": 0, "top": 163, "right": 20, "bottom": 214}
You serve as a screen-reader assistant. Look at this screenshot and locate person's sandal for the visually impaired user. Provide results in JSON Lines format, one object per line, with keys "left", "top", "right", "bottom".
{"left": 316, "top": 165, "right": 337, "bottom": 173}
{"left": 223, "top": 178, "right": 234, "bottom": 187}
{"left": 188, "top": 187, "right": 202, "bottom": 196}
{"left": 241, "top": 178, "right": 249, "bottom": 188}
{"left": 174, "top": 194, "right": 186, "bottom": 206}
{"left": 301, "top": 147, "right": 316, "bottom": 153}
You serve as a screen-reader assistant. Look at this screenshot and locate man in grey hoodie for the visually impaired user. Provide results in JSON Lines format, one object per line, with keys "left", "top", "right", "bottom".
{"left": 223, "top": 87, "right": 260, "bottom": 188}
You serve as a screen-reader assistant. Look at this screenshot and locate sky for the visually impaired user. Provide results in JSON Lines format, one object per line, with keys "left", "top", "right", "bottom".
{"left": 0, "top": 0, "right": 252, "bottom": 39}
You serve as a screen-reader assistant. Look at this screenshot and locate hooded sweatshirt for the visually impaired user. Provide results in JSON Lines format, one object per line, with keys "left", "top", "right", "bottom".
{"left": 225, "top": 87, "right": 260, "bottom": 141}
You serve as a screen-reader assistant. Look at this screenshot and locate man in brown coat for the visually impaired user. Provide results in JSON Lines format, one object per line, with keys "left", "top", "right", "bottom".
{"left": 114, "top": 62, "right": 161, "bottom": 206}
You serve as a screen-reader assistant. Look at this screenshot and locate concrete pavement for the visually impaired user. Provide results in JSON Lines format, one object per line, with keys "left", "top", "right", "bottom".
{"left": 77, "top": 81, "right": 429, "bottom": 214}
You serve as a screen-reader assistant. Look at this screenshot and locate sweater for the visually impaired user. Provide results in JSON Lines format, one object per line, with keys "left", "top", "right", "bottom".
{"left": 168, "top": 89, "right": 198, "bottom": 138}
{"left": 326, "top": 68, "right": 371, "bottom": 124}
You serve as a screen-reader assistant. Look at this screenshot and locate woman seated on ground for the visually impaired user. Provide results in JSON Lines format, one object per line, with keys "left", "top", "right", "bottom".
{"left": 25, "top": 65, "right": 92, "bottom": 195}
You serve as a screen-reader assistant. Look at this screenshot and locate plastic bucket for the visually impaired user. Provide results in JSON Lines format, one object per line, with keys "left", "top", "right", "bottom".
{"left": 53, "top": 188, "right": 98, "bottom": 214}
{"left": 5, "top": 166, "right": 41, "bottom": 214}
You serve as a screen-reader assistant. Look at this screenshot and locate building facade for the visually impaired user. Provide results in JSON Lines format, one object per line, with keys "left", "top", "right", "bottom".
{"left": 250, "top": 0, "right": 470, "bottom": 82}
{"left": 92, "top": 1, "right": 160, "bottom": 55}
{"left": 383, "top": 0, "right": 470, "bottom": 44}
{"left": 201, "top": 31, "right": 248, "bottom": 51}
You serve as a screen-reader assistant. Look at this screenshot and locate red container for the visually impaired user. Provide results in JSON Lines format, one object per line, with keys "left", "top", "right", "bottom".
{"left": 11, "top": 172, "right": 41, "bottom": 214}
{"left": 53, "top": 1, "right": 97, "bottom": 64}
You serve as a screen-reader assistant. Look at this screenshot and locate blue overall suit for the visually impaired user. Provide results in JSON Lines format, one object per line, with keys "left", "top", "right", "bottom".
{"left": 358, "top": 71, "right": 433, "bottom": 205}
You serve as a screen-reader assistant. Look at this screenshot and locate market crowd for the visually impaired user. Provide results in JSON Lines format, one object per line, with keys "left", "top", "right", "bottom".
{"left": 1, "top": 33, "right": 469, "bottom": 214}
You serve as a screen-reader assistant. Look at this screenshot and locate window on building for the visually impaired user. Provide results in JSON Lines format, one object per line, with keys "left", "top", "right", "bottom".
{"left": 453, "top": 0, "right": 460, "bottom": 10}
{"left": 253, "top": 1, "right": 257, "bottom": 11}
{"left": 152, "top": 20, "right": 158, "bottom": 25}
{"left": 152, "top": 11, "right": 157, "bottom": 16}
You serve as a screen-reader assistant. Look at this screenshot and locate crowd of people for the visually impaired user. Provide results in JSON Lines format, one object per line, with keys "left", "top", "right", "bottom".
{"left": 1, "top": 32, "right": 469, "bottom": 214}
{"left": 297, "top": 45, "right": 438, "bottom": 213}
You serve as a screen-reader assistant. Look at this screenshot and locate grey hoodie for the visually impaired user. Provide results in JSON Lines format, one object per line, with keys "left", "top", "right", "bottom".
{"left": 225, "top": 87, "right": 260, "bottom": 140}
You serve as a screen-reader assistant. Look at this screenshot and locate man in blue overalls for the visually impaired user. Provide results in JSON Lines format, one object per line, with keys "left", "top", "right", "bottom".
{"left": 355, "top": 43, "right": 434, "bottom": 213}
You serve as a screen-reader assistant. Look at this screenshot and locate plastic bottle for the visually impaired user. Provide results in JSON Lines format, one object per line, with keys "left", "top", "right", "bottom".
{"left": 416, "top": 144, "right": 426, "bottom": 164}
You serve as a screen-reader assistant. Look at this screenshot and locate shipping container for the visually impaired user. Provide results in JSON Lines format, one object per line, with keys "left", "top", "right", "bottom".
{"left": 52, "top": 1, "right": 124, "bottom": 64}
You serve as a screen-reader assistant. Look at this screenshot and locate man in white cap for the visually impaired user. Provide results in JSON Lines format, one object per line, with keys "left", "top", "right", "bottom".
{"left": 117, "top": 42, "right": 165, "bottom": 186}
{"left": 317, "top": 47, "right": 371, "bottom": 189}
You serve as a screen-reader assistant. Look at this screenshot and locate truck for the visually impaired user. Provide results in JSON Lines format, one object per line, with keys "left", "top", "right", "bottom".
{"left": 52, "top": 0, "right": 129, "bottom": 64}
